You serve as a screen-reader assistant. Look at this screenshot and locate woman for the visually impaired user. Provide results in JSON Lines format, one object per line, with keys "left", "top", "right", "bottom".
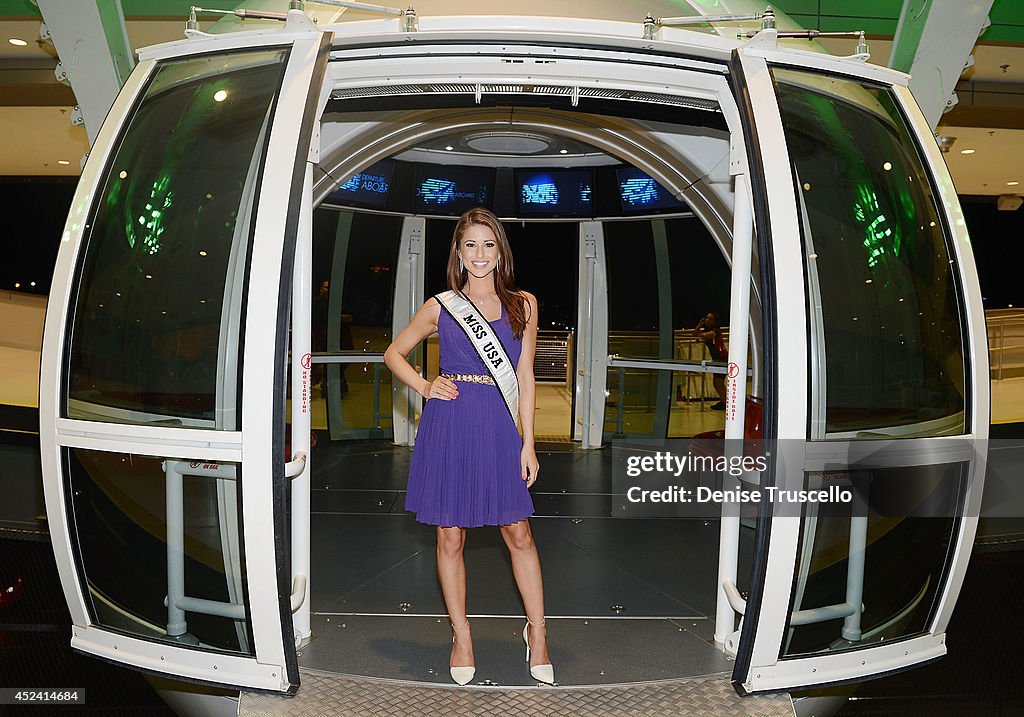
{"left": 696, "top": 311, "right": 727, "bottom": 410}
{"left": 383, "top": 207, "right": 554, "bottom": 686}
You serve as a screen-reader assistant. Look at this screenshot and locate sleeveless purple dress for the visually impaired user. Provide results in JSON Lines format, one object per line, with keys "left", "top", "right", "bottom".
{"left": 404, "top": 300, "right": 535, "bottom": 527}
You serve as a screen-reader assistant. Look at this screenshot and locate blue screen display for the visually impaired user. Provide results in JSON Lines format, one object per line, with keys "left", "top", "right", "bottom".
{"left": 327, "top": 160, "right": 394, "bottom": 207}
{"left": 413, "top": 165, "right": 493, "bottom": 214}
{"left": 615, "top": 167, "right": 684, "bottom": 212}
{"left": 516, "top": 170, "right": 593, "bottom": 215}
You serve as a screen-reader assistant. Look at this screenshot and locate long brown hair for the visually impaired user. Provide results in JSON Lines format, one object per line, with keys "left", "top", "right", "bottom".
{"left": 445, "top": 207, "right": 528, "bottom": 339}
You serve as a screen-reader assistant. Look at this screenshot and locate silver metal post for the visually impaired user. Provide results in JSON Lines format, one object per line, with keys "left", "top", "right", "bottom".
{"left": 309, "top": 0, "right": 402, "bottom": 15}
{"left": 616, "top": 366, "right": 625, "bottom": 435}
{"left": 582, "top": 254, "right": 595, "bottom": 448}
{"left": 999, "top": 320, "right": 1005, "bottom": 380}
{"left": 715, "top": 172, "right": 753, "bottom": 646}
{"left": 407, "top": 249, "right": 419, "bottom": 447}
{"left": 642, "top": 13, "right": 656, "bottom": 40}
{"left": 842, "top": 513, "right": 868, "bottom": 641}
{"left": 403, "top": 4, "right": 418, "bottom": 32}
{"left": 373, "top": 362, "right": 383, "bottom": 430}
{"left": 164, "top": 460, "right": 187, "bottom": 637}
{"left": 856, "top": 30, "right": 870, "bottom": 56}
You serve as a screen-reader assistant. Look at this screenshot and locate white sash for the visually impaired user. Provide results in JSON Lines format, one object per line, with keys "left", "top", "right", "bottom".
{"left": 435, "top": 289, "right": 520, "bottom": 428}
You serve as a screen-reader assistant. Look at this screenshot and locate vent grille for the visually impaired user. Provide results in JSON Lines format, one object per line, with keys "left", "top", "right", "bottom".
{"left": 531, "top": 85, "right": 573, "bottom": 95}
{"left": 332, "top": 84, "right": 422, "bottom": 98}
{"left": 426, "top": 83, "right": 476, "bottom": 93}
{"left": 330, "top": 83, "right": 719, "bottom": 112}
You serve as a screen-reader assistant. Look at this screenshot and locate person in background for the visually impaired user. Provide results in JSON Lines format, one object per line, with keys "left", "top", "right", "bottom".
{"left": 696, "top": 311, "right": 727, "bottom": 410}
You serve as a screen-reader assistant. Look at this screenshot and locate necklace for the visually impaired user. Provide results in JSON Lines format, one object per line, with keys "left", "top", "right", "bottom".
{"left": 463, "top": 289, "right": 497, "bottom": 305}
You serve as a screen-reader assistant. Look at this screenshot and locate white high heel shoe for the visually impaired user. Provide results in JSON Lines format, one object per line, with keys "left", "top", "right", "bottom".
{"left": 450, "top": 621, "right": 475, "bottom": 686}
{"left": 523, "top": 618, "right": 555, "bottom": 685}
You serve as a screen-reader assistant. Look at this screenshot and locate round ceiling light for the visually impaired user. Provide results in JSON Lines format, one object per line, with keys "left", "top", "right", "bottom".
{"left": 463, "top": 132, "right": 554, "bottom": 155}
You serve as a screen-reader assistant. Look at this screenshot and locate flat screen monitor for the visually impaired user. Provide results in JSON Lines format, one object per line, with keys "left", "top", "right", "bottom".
{"left": 412, "top": 164, "right": 494, "bottom": 214}
{"left": 615, "top": 167, "right": 684, "bottom": 213}
{"left": 326, "top": 159, "right": 394, "bottom": 208}
{"left": 515, "top": 169, "right": 593, "bottom": 216}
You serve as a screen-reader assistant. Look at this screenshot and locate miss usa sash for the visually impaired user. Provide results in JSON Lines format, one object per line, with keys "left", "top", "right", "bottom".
{"left": 435, "top": 289, "right": 520, "bottom": 427}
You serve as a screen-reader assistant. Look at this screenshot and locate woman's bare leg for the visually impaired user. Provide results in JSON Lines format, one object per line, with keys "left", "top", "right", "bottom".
{"left": 436, "top": 525, "right": 474, "bottom": 667}
{"left": 499, "top": 519, "right": 550, "bottom": 665}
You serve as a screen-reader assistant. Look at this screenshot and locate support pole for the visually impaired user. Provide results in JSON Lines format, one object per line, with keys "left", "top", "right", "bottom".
{"left": 715, "top": 172, "right": 753, "bottom": 646}
{"left": 164, "top": 461, "right": 187, "bottom": 637}
{"left": 842, "top": 482, "right": 870, "bottom": 642}
{"left": 290, "top": 163, "right": 314, "bottom": 644}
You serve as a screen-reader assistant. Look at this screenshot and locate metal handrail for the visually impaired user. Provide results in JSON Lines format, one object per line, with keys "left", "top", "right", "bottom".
{"left": 986, "top": 309, "right": 1024, "bottom": 381}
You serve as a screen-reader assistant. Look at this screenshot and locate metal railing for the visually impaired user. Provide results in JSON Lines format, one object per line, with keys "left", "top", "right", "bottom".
{"left": 535, "top": 329, "right": 572, "bottom": 382}
{"left": 987, "top": 309, "right": 1024, "bottom": 380}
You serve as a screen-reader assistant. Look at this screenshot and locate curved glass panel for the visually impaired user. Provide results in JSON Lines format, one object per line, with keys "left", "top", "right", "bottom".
{"left": 783, "top": 462, "right": 964, "bottom": 657}
{"left": 772, "top": 69, "right": 966, "bottom": 437}
{"left": 66, "top": 447, "right": 253, "bottom": 655}
{"left": 604, "top": 218, "right": 735, "bottom": 438}
{"left": 308, "top": 210, "right": 401, "bottom": 440}
{"left": 66, "top": 49, "right": 288, "bottom": 428}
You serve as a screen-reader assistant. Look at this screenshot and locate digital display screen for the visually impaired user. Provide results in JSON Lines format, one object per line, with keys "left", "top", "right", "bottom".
{"left": 326, "top": 159, "right": 394, "bottom": 207}
{"left": 615, "top": 167, "right": 685, "bottom": 212}
{"left": 413, "top": 164, "right": 493, "bottom": 214}
{"left": 515, "top": 170, "right": 593, "bottom": 216}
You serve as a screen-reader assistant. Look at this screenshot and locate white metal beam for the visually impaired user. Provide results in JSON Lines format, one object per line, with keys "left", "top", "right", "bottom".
{"left": 35, "top": 0, "right": 135, "bottom": 146}
{"left": 889, "top": 0, "right": 996, "bottom": 129}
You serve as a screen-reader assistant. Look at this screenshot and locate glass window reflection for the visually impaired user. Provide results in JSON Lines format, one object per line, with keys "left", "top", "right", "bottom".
{"left": 67, "top": 448, "right": 253, "bottom": 654}
{"left": 784, "top": 463, "right": 964, "bottom": 657}
{"left": 67, "top": 49, "right": 288, "bottom": 428}
{"left": 772, "top": 69, "right": 967, "bottom": 436}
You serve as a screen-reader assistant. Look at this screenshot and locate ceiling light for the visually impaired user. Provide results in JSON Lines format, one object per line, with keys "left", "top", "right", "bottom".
{"left": 559, "top": 149, "right": 568, "bottom": 154}
{"left": 199, "top": 250, "right": 207, "bottom": 256}
{"left": 444, "top": 145, "right": 454, "bottom": 151}
{"left": 8, "top": 38, "right": 28, "bottom": 46}
{"left": 960, "top": 149, "right": 976, "bottom": 155}
{"left": 119, "top": 170, "right": 127, "bottom": 179}
{"left": 1008, "top": 181, "right": 1020, "bottom": 186}
{"left": 58, "top": 160, "right": 70, "bottom": 165}
{"left": 213, "top": 90, "right": 228, "bottom": 102}
{"left": 882, "top": 161, "right": 892, "bottom": 171}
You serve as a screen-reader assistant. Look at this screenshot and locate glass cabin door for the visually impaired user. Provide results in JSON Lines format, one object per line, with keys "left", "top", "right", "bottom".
{"left": 38, "top": 22, "right": 331, "bottom": 693}
{"left": 729, "top": 48, "right": 988, "bottom": 694}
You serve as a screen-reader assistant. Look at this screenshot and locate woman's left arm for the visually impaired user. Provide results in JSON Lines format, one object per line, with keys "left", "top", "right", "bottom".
{"left": 517, "top": 291, "right": 540, "bottom": 487}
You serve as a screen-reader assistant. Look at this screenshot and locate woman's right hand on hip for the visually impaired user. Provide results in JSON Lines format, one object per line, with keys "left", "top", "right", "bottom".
{"left": 423, "top": 376, "right": 459, "bottom": 400}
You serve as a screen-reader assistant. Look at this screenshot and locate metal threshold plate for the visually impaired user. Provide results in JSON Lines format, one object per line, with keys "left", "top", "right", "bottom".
{"left": 239, "top": 670, "right": 795, "bottom": 717}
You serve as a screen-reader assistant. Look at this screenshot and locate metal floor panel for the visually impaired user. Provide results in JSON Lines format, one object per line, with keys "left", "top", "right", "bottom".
{"left": 296, "top": 615, "right": 732, "bottom": 685}
{"left": 239, "top": 670, "right": 795, "bottom": 717}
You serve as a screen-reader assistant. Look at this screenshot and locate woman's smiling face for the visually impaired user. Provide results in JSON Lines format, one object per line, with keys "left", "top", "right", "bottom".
{"left": 459, "top": 224, "right": 500, "bottom": 278}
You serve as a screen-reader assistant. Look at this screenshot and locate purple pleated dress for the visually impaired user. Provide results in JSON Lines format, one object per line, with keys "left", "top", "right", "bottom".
{"left": 404, "top": 301, "right": 535, "bottom": 527}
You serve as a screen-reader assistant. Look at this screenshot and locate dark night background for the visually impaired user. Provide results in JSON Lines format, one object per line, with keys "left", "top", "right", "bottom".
{"left": 4, "top": 178, "right": 1020, "bottom": 314}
